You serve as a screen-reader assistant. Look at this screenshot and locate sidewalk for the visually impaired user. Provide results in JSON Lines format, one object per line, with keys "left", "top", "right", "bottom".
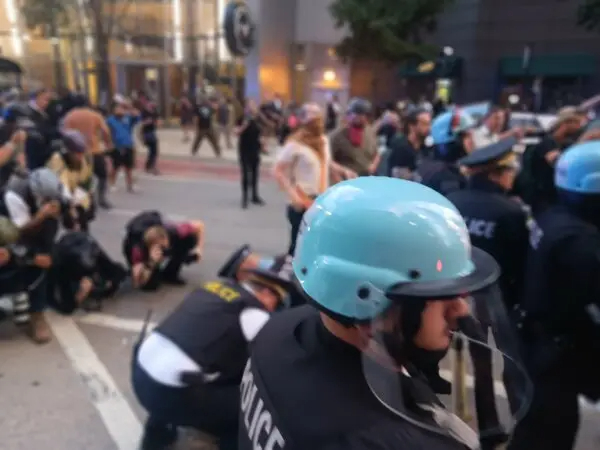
{"left": 134, "top": 128, "right": 277, "bottom": 166}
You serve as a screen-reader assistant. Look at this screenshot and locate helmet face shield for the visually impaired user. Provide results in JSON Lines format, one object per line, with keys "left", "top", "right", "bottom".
{"left": 360, "top": 280, "right": 532, "bottom": 447}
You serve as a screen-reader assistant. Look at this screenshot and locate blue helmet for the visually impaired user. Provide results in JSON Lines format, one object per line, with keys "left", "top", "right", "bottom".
{"left": 292, "top": 177, "right": 498, "bottom": 321}
{"left": 555, "top": 141, "right": 600, "bottom": 194}
{"left": 430, "top": 108, "right": 477, "bottom": 146}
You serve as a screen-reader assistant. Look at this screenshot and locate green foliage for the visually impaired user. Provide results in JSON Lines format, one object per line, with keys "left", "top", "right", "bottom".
{"left": 20, "top": 0, "right": 71, "bottom": 34}
{"left": 577, "top": 0, "right": 600, "bottom": 31}
{"left": 329, "top": 0, "right": 455, "bottom": 62}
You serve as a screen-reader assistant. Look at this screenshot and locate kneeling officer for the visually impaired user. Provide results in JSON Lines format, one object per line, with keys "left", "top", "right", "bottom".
{"left": 239, "top": 177, "right": 531, "bottom": 450}
{"left": 132, "top": 254, "right": 297, "bottom": 450}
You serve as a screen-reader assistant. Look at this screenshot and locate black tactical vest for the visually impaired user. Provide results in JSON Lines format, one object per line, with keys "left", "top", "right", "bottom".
{"left": 156, "top": 279, "right": 265, "bottom": 385}
{"left": 238, "top": 306, "right": 468, "bottom": 450}
{"left": 522, "top": 206, "right": 597, "bottom": 333}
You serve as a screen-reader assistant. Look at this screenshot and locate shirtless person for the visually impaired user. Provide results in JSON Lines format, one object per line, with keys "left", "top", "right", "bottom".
{"left": 61, "top": 96, "right": 114, "bottom": 209}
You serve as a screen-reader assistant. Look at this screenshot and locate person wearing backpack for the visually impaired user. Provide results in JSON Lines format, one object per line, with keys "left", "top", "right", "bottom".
{"left": 122, "top": 211, "right": 205, "bottom": 291}
{"left": 49, "top": 231, "right": 128, "bottom": 314}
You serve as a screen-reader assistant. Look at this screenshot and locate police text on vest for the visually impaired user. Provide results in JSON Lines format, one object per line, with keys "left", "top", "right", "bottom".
{"left": 240, "top": 360, "right": 285, "bottom": 449}
{"left": 464, "top": 217, "right": 496, "bottom": 239}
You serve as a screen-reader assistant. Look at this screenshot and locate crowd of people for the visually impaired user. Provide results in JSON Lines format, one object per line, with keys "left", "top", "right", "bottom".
{"left": 1, "top": 84, "right": 600, "bottom": 450}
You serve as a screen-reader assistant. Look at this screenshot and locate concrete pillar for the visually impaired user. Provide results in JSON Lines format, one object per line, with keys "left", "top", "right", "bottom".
{"left": 244, "top": 0, "right": 296, "bottom": 101}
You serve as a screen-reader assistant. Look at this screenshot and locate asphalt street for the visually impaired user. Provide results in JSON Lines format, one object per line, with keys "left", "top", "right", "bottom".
{"left": 0, "top": 161, "right": 599, "bottom": 450}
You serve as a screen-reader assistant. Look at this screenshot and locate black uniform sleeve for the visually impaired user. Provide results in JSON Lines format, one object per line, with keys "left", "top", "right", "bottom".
{"left": 497, "top": 208, "right": 529, "bottom": 304}
{"left": 534, "top": 136, "right": 558, "bottom": 162}
{"left": 562, "top": 233, "right": 600, "bottom": 308}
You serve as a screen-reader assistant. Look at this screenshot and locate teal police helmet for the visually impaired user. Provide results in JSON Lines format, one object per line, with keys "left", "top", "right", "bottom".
{"left": 555, "top": 141, "right": 600, "bottom": 194}
{"left": 292, "top": 176, "right": 499, "bottom": 321}
{"left": 431, "top": 107, "right": 478, "bottom": 146}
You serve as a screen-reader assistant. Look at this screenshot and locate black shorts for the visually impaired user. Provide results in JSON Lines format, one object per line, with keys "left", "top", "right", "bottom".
{"left": 110, "top": 147, "right": 135, "bottom": 169}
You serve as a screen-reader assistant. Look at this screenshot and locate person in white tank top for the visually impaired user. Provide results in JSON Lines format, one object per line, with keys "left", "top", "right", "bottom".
{"left": 273, "top": 103, "right": 356, "bottom": 255}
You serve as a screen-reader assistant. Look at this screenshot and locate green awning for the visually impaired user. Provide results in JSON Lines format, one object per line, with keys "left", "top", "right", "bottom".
{"left": 500, "top": 54, "right": 596, "bottom": 77}
{"left": 399, "top": 56, "right": 463, "bottom": 78}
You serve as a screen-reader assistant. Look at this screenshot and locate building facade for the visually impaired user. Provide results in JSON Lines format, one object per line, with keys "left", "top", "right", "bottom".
{"left": 0, "top": 0, "right": 244, "bottom": 112}
{"left": 244, "top": 0, "right": 352, "bottom": 106}
{"left": 430, "top": 0, "right": 600, "bottom": 106}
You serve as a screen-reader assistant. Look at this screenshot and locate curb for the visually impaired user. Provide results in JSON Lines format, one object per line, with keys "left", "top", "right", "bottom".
{"left": 135, "top": 155, "right": 273, "bottom": 179}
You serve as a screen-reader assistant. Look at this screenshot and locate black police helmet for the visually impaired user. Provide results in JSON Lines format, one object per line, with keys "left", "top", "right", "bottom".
{"left": 246, "top": 254, "right": 295, "bottom": 292}
{"left": 217, "top": 244, "right": 251, "bottom": 280}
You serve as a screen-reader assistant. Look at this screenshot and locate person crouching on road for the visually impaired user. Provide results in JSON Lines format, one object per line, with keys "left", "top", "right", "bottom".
{"left": 47, "top": 129, "right": 95, "bottom": 231}
{"left": 1, "top": 168, "right": 66, "bottom": 343}
{"left": 49, "top": 231, "right": 128, "bottom": 314}
{"left": 131, "top": 255, "right": 295, "bottom": 450}
{"left": 0, "top": 216, "right": 51, "bottom": 326}
{"left": 122, "top": 211, "right": 205, "bottom": 290}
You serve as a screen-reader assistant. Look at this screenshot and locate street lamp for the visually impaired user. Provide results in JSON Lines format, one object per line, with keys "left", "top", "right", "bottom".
{"left": 323, "top": 69, "right": 336, "bottom": 82}
{"left": 443, "top": 46, "right": 454, "bottom": 57}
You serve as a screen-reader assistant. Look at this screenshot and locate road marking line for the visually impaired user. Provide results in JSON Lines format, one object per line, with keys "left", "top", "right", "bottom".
{"left": 46, "top": 311, "right": 143, "bottom": 450}
{"left": 78, "top": 312, "right": 157, "bottom": 333}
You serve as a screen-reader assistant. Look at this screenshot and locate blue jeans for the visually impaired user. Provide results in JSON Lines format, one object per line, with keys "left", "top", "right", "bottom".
{"left": 286, "top": 205, "right": 305, "bottom": 256}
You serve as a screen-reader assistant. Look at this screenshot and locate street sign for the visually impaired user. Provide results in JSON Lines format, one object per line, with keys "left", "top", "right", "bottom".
{"left": 223, "top": 1, "right": 256, "bottom": 57}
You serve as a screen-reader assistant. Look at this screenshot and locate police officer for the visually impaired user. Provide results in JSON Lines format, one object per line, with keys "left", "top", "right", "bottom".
{"left": 217, "top": 243, "right": 305, "bottom": 307}
{"left": 447, "top": 137, "right": 529, "bottom": 307}
{"left": 132, "top": 254, "right": 297, "bottom": 450}
{"left": 239, "top": 177, "right": 531, "bottom": 450}
{"left": 420, "top": 108, "right": 478, "bottom": 196}
{"left": 508, "top": 141, "right": 600, "bottom": 450}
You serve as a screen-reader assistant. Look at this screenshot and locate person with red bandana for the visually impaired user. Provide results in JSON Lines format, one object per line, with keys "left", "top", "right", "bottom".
{"left": 329, "top": 98, "right": 380, "bottom": 178}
